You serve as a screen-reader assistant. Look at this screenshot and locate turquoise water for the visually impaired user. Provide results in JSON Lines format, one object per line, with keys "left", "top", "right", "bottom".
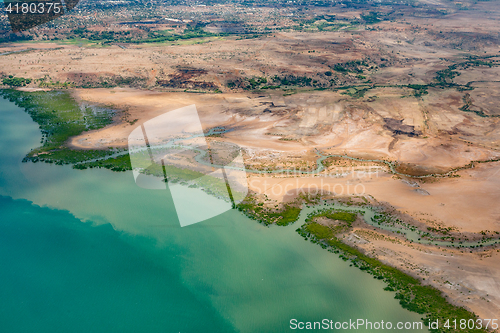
{"left": 0, "top": 94, "right": 428, "bottom": 332}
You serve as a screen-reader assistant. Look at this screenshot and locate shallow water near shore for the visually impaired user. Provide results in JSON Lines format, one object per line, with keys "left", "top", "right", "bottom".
{"left": 0, "top": 94, "right": 428, "bottom": 332}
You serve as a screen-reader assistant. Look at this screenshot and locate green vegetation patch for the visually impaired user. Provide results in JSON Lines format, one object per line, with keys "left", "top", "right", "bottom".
{"left": 228, "top": 73, "right": 335, "bottom": 91}
{"left": 340, "top": 85, "right": 372, "bottom": 98}
{"left": 70, "top": 26, "right": 229, "bottom": 45}
{"left": 29, "top": 148, "right": 115, "bottom": 165}
{"left": 1, "top": 89, "right": 114, "bottom": 152}
{"left": 74, "top": 154, "right": 131, "bottom": 172}
{"left": 333, "top": 60, "right": 369, "bottom": 74}
{"left": 2, "top": 76, "right": 32, "bottom": 87}
{"left": 296, "top": 208, "right": 488, "bottom": 333}
{"left": 0, "top": 89, "right": 119, "bottom": 167}
{"left": 271, "top": 206, "right": 302, "bottom": 226}
{"left": 360, "top": 11, "right": 382, "bottom": 24}
{"left": 407, "top": 84, "right": 429, "bottom": 98}
{"left": 314, "top": 210, "right": 357, "bottom": 223}
{"left": 237, "top": 198, "right": 301, "bottom": 226}
{"left": 305, "top": 222, "right": 334, "bottom": 239}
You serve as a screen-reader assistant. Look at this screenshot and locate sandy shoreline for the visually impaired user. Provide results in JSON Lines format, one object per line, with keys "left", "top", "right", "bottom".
{"left": 64, "top": 87, "right": 500, "bottom": 322}
{"left": 14, "top": 85, "right": 500, "bottom": 323}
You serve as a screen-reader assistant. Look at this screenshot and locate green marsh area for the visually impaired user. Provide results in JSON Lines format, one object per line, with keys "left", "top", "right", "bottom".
{"left": 0, "top": 95, "right": 429, "bottom": 332}
{"left": 297, "top": 208, "right": 488, "bottom": 333}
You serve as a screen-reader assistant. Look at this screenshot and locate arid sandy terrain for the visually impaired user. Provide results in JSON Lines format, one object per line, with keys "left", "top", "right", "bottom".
{"left": 63, "top": 86, "right": 500, "bottom": 319}
{"left": 344, "top": 226, "right": 500, "bottom": 321}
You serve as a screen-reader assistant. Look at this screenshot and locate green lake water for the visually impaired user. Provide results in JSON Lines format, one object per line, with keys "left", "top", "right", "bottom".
{"left": 0, "top": 94, "right": 428, "bottom": 332}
